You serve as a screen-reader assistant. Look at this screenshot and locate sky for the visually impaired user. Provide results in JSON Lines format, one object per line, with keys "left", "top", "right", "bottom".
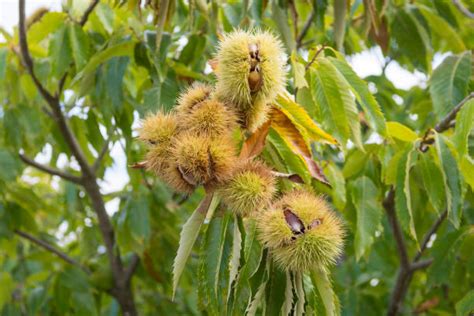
{"left": 0, "top": 0, "right": 446, "bottom": 216}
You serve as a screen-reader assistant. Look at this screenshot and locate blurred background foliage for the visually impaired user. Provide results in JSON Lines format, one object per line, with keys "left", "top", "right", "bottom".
{"left": 0, "top": 0, "right": 473, "bottom": 315}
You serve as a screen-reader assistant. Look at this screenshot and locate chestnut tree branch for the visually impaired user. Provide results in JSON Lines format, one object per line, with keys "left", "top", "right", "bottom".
{"left": 19, "top": 153, "right": 83, "bottom": 184}
{"left": 18, "top": 2, "right": 138, "bottom": 314}
{"left": 15, "top": 229, "right": 89, "bottom": 273}
{"left": 452, "top": 0, "right": 474, "bottom": 19}
{"left": 80, "top": 0, "right": 100, "bottom": 26}
{"left": 435, "top": 92, "right": 473, "bottom": 133}
{"left": 296, "top": 9, "right": 315, "bottom": 49}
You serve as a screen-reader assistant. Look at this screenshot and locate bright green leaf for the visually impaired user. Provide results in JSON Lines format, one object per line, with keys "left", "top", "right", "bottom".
{"left": 386, "top": 121, "right": 418, "bottom": 142}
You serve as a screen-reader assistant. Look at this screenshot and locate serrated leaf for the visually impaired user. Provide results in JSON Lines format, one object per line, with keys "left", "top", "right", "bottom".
{"left": 28, "top": 12, "right": 67, "bottom": 44}
{"left": 265, "top": 265, "right": 286, "bottom": 316}
{"left": 68, "top": 23, "right": 90, "bottom": 71}
{"left": 325, "top": 162, "right": 346, "bottom": 210}
{"left": 200, "top": 212, "right": 232, "bottom": 314}
{"left": 456, "top": 289, "right": 474, "bottom": 316}
{"left": 310, "top": 58, "right": 363, "bottom": 149}
{"left": 460, "top": 157, "right": 474, "bottom": 190}
{"left": 419, "top": 152, "right": 445, "bottom": 214}
{"left": 327, "top": 56, "right": 387, "bottom": 136}
{"left": 291, "top": 53, "right": 308, "bottom": 89}
{"left": 276, "top": 93, "right": 338, "bottom": 145}
{"left": 228, "top": 215, "right": 242, "bottom": 302}
{"left": 428, "top": 227, "right": 471, "bottom": 286}
{"left": 239, "top": 120, "right": 271, "bottom": 159}
{"left": 351, "top": 176, "right": 382, "bottom": 260}
{"left": 271, "top": 107, "right": 330, "bottom": 185}
{"left": 416, "top": 5, "right": 466, "bottom": 53}
{"left": 453, "top": 99, "right": 474, "bottom": 157}
{"left": 48, "top": 25, "right": 72, "bottom": 77}
{"left": 395, "top": 145, "right": 418, "bottom": 241}
{"left": 71, "top": 41, "right": 134, "bottom": 87}
{"left": 172, "top": 195, "right": 214, "bottom": 299}
{"left": 294, "top": 272, "right": 305, "bottom": 316}
{"left": 430, "top": 51, "right": 471, "bottom": 120}
{"left": 333, "top": 0, "right": 346, "bottom": 52}
{"left": 281, "top": 271, "right": 294, "bottom": 316}
{"left": 434, "top": 134, "right": 463, "bottom": 228}
{"left": 386, "top": 121, "right": 418, "bottom": 142}
{"left": 311, "top": 268, "right": 340, "bottom": 316}
{"left": 0, "top": 272, "right": 14, "bottom": 311}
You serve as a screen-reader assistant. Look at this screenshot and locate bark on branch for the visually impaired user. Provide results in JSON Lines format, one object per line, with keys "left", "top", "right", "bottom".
{"left": 435, "top": 92, "right": 473, "bottom": 133}
{"left": 18, "top": 1, "right": 138, "bottom": 314}
{"left": 19, "top": 153, "right": 83, "bottom": 184}
{"left": 15, "top": 229, "right": 89, "bottom": 273}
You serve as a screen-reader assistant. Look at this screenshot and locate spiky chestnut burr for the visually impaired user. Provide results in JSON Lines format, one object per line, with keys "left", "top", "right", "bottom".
{"left": 138, "top": 111, "right": 178, "bottom": 175}
{"left": 175, "top": 82, "right": 213, "bottom": 115}
{"left": 257, "top": 190, "right": 344, "bottom": 272}
{"left": 214, "top": 29, "right": 287, "bottom": 132}
{"left": 179, "top": 98, "right": 238, "bottom": 138}
{"left": 171, "top": 132, "right": 236, "bottom": 190}
{"left": 219, "top": 160, "right": 276, "bottom": 217}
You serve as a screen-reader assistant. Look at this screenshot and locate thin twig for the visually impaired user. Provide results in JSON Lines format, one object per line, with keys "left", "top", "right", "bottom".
{"left": 435, "top": 92, "right": 474, "bottom": 133}
{"left": 18, "top": 3, "right": 137, "bottom": 314}
{"left": 19, "top": 153, "right": 83, "bottom": 184}
{"left": 79, "top": 0, "right": 100, "bottom": 26}
{"left": 296, "top": 9, "right": 315, "bottom": 49}
{"left": 18, "top": 0, "right": 57, "bottom": 106}
{"left": 124, "top": 254, "right": 140, "bottom": 284}
{"left": 452, "top": 0, "right": 474, "bottom": 19}
{"left": 410, "top": 259, "right": 433, "bottom": 272}
{"left": 413, "top": 210, "right": 447, "bottom": 262}
{"left": 383, "top": 188, "right": 410, "bottom": 269}
{"left": 155, "top": 0, "right": 170, "bottom": 53}
{"left": 15, "top": 229, "right": 89, "bottom": 273}
{"left": 92, "top": 136, "right": 112, "bottom": 173}
{"left": 305, "top": 45, "right": 326, "bottom": 71}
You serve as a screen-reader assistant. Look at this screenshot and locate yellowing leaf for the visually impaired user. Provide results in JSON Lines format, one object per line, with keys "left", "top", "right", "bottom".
{"left": 386, "top": 121, "right": 418, "bottom": 142}
{"left": 271, "top": 108, "right": 330, "bottom": 186}
{"left": 276, "top": 93, "right": 338, "bottom": 145}
{"left": 239, "top": 120, "right": 271, "bottom": 159}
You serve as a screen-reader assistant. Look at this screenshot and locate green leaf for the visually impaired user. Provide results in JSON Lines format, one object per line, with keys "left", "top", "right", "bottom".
{"left": 391, "top": 8, "right": 430, "bottom": 71}
{"left": 172, "top": 195, "right": 215, "bottom": 298}
{"left": 0, "top": 150, "right": 21, "bottom": 182}
{"left": 326, "top": 162, "right": 346, "bottom": 210}
{"left": 228, "top": 215, "right": 242, "bottom": 301}
{"left": 395, "top": 145, "right": 418, "bottom": 241}
{"left": 294, "top": 272, "right": 305, "bottom": 316}
{"left": 49, "top": 25, "right": 72, "bottom": 77}
{"left": 351, "top": 176, "right": 382, "bottom": 260}
{"left": 291, "top": 53, "right": 308, "bottom": 89}
{"left": 71, "top": 41, "right": 134, "bottom": 87}
{"left": 281, "top": 271, "right": 294, "bottom": 316}
{"left": 434, "top": 134, "right": 463, "bottom": 228}
{"left": 327, "top": 56, "right": 387, "bottom": 136}
{"left": 200, "top": 212, "right": 232, "bottom": 314}
{"left": 311, "top": 268, "right": 340, "bottom": 316}
{"left": 0, "top": 272, "right": 14, "bottom": 311}
{"left": 430, "top": 51, "right": 472, "bottom": 120}
{"left": 27, "top": 12, "right": 68, "bottom": 43}
{"left": 68, "top": 23, "right": 90, "bottom": 71}
{"left": 416, "top": 5, "right": 466, "bottom": 53}
{"left": 419, "top": 152, "right": 445, "bottom": 214}
{"left": 386, "top": 121, "right": 418, "bottom": 142}
{"left": 310, "top": 58, "right": 363, "bottom": 149}
{"left": 453, "top": 99, "right": 474, "bottom": 157}
{"left": 333, "top": 0, "right": 346, "bottom": 52}
{"left": 456, "top": 289, "right": 474, "bottom": 316}
{"left": 265, "top": 264, "right": 287, "bottom": 316}
{"left": 428, "top": 228, "right": 470, "bottom": 286}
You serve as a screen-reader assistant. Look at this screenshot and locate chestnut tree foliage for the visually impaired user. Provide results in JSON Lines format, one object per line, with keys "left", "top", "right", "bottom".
{"left": 0, "top": 0, "right": 473, "bottom": 315}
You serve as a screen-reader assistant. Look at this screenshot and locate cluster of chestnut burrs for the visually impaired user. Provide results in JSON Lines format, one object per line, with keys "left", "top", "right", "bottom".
{"left": 138, "top": 30, "right": 344, "bottom": 272}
